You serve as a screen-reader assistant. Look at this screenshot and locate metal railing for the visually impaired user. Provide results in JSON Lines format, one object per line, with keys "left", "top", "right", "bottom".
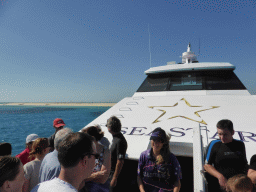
{"left": 193, "top": 124, "right": 207, "bottom": 192}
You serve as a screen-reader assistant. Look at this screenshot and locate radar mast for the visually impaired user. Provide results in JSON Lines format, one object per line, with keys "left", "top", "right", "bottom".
{"left": 181, "top": 43, "right": 198, "bottom": 64}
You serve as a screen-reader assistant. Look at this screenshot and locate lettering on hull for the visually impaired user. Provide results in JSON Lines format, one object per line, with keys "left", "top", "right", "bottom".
{"left": 121, "top": 127, "right": 256, "bottom": 142}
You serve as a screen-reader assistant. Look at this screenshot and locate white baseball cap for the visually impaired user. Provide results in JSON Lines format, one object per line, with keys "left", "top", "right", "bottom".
{"left": 26, "top": 134, "right": 39, "bottom": 144}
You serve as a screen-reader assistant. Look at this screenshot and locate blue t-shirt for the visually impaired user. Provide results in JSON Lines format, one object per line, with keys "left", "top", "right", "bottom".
{"left": 39, "top": 150, "right": 61, "bottom": 183}
{"left": 137, "top": 149, "right": 182, "bottom": 192}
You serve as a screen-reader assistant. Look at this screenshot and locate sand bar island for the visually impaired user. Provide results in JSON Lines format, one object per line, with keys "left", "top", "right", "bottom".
{"left": 0, "top": 102, "right": 116, "bottom": 107}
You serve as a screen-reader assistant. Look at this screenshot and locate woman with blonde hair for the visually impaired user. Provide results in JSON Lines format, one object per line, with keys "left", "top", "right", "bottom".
{"left": 137, "top": 127, "right": 182, "bottom": 192}
{"left": 226, "top": 174, "right": 254, "bottom": 192}
{"left": 22, "top": 138, "right": 49, "bottom": 192}
{"left": 81, "top": 125, "right": 111, "bottom": 192}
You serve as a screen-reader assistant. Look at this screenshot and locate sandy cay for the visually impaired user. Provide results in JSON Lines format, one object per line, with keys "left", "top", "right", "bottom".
{"left": 0, "top": 102, "right": 116, "bottom": 107}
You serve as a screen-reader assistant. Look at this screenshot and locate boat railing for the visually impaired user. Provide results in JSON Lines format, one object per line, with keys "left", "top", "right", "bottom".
{"left": 193, "top": 124, "right": 207, "bottom": 192}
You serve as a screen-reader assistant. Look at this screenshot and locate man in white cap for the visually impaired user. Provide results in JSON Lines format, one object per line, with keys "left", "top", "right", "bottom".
{"left": 16, "top": 133, "right": 39, "bottom": 165}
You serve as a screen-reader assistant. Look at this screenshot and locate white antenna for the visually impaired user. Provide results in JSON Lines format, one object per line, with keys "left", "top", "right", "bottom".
{"left": 198, "top": 37, "right": 201, "bottom": 58}
{"left": 148, "top": 24, "right": 152, "bottom": 68}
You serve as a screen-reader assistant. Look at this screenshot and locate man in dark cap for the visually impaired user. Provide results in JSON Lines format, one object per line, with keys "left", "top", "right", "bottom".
{"left": 48, "top": 118, "right": 65, "bottom": 152}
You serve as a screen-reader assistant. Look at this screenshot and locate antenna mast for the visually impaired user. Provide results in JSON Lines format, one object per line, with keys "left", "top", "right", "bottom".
{"left": 148, "top": 24, "right": 152, "bottom": 68}
{"left": 198, "top": 37, "right": 201, "bottom": 58}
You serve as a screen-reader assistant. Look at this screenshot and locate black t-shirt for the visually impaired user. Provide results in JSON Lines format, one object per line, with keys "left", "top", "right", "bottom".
{"left": 110, "top": 132, "right": 127, "bottom": 173}
{"left": 48, "top": 132, "right": 56, "bottom": 150}
{"left": 205, "top": 139, "right": 248, "bottom": 179}
{"left": 249, "top": 155, "right": 256, "bottom": 170}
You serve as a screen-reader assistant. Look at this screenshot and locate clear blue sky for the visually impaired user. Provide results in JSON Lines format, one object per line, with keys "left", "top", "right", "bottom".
{"left": 0, "top": 0, "right": 255, "bottom": 102}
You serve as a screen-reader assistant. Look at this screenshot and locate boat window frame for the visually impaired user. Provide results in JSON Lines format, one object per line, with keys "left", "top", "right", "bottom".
{"left": 136, "top": 70, "right": 246, "bottom": 92}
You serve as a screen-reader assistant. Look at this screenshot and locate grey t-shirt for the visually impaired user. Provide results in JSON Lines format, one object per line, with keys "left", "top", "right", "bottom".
{"left": 24, "top": 159, "right": 42, "bottom": 192}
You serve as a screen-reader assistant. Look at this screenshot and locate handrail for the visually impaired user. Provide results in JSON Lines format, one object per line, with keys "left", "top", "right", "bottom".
{"left": 193, "top": 124, "right": 206, "bottom": 192}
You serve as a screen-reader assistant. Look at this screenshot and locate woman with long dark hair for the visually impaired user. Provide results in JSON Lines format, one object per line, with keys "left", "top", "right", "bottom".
{"left": 137, "top": 127, "right": 182, "bottom": 192}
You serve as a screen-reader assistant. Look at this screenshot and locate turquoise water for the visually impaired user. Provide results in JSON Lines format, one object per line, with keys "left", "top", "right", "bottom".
{"left": 0, "top": 105, "right": 110, "bottom": 156}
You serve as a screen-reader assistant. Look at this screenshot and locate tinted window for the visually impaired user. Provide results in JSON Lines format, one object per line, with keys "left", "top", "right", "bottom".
{"left": 204, "top": 71, "right": 245, "bottom": 90}
{"left": 168, "top": 74, "right": 203, "bottom": 91}
{"left": 137, "top": 76, "right": 169, "bottom": 92}
{"left": 136, "top": 70, "right": 246, "bottom": 92}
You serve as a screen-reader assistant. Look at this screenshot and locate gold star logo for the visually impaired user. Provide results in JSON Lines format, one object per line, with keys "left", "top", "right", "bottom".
{"left": 148, "top": 98, "right": 219, "bottom": 125}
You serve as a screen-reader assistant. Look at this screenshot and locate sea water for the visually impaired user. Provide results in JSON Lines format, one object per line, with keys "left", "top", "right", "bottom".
{"left": 0, "top": 105, "right": 110, "bottom": 156}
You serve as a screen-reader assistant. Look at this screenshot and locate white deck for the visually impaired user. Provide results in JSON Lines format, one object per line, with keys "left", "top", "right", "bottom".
{"left": 84, "top": 95, "right": 256, "bottom": 162}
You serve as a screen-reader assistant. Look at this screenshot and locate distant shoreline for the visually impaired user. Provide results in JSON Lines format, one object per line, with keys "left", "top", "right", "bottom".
{"left": 0, "top": 102, "right": 116, "bottom": 107}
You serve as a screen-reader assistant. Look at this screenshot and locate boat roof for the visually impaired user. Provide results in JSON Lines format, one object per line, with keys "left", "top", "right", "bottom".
{"left": 145, "top": 62, "right": 235, "bottom": 75}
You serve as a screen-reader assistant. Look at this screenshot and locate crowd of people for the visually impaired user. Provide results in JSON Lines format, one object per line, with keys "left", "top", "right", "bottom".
{"left": 1, "top": 117, "right": 256, "bottom": 192}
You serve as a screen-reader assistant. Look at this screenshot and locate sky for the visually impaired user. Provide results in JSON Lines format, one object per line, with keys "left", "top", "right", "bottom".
{"left": 0, "top": 0, "right": 255, "bottom": 102}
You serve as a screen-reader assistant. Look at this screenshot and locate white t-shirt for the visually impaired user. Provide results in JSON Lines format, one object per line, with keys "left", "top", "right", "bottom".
{"left": 31, "top": 178, "right": 78, "bottom": 192}
{"left": 24, "top": 159, "right": 42, "bottom": 192}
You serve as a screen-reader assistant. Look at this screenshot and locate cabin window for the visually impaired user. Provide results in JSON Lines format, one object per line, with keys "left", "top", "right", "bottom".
{"left": 169, "top": 74, "right": 202, "bottom": 90}
{"left": 136, "top": 77, "right": 169, "bottom": 92}
{"left": 136, "top": 70, "right": 246, "bottom": 92}
{"left": 205, "top": 71, "right": 245, "bottom": 90}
